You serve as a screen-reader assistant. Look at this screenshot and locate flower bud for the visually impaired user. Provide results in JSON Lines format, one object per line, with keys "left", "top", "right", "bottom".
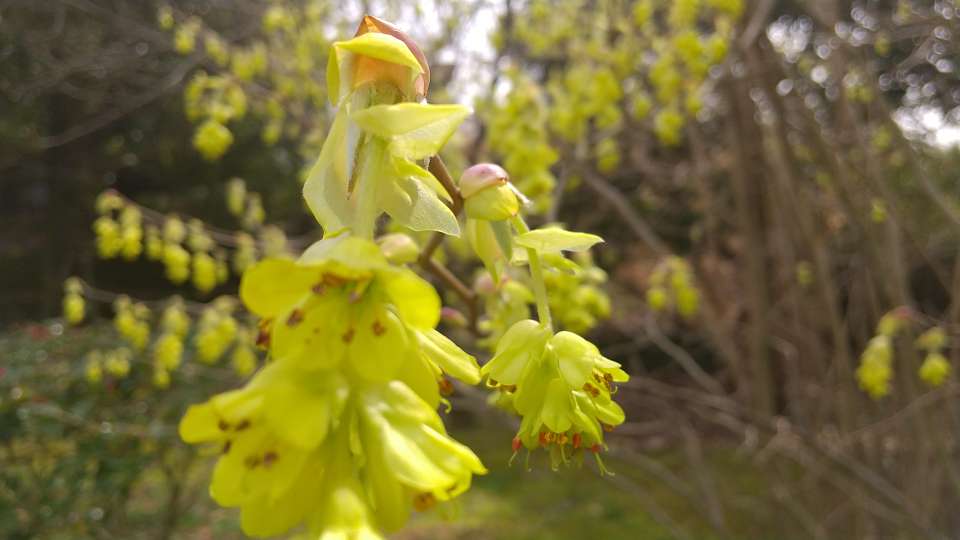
{"left": 377, "top": 233, "right": 419, "bottom": 264}
{"left": 460, "top": 163, "right": 522, "bottom": 221}
{"left": 440, "top": 307, "right": 468, "bottom": 328}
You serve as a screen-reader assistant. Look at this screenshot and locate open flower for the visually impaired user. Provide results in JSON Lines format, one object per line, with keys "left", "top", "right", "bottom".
{"left": 358, "top": 381, "right": 487, "bottom": 532}
{"left": 179, "top": 361, "right": 349, "bottom": 537}
{"left": 240, "top": 236, "right": 479, "bottom": 401}
{"left": 481, "top": 320, "right": 628, "bottom": 470}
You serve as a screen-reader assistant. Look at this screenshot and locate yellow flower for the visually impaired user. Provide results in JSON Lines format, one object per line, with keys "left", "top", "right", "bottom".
{"left": 240, "top": 236, "right": 478, "bottom": 397}
{"left": 63, "top": 293, "right": 85, "bottom": 325}
{"left": 193, "top": 119, "right": 234, "bottom": 160}
{"left": 481, "top": 321, "right": 628, "bottom": 468}
{"left": 180, "top": 361, "right": 348, "bottom": 537}
{"left": 919, "top": 352, "right": 950, "bottom": 388}
{"left": 358, "top": 381, "right": 486, "bottom": 531}
{"left": 857, "top": 336, "right": 893, "bottom": 399}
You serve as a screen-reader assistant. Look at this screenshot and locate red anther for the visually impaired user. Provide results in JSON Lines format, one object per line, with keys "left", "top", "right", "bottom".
{"left": 602, "top": 423, "right": 614, "bottom": 432}
{"left": 589, "top": 444, "right": 602, "bottom": 453}
{"left": 538, "top": 431, "right": 548, "bottom": 447}
{"left": 438, "top": 378, "right": 454, "bottom": 396}
{"left": 572, "top": 433, "right": 582, "bottom": 449}
{"left": 558, "top": 433, "right": 569, "bottom": 445}
{"left": 256, "top": 318, "right": 273, "bottom": 349}
{"left": 512, "top": 437, "right": 522, "bottom": 452}
{"left": 286, "top": 309, "right": 305, "bottom": 327}
{"left": 545, "top": 432, "right": 557, "bottom": 444}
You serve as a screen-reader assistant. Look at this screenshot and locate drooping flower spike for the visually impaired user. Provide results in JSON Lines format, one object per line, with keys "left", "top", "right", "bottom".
{"left": 181, "top": 235, "right": 485, "bottom": 538}
{"left": 482, "top": 321, "right": 628, "bottom": 472}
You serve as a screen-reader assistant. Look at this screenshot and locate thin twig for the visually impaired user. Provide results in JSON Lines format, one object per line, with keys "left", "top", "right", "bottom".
{"left": 418, "top": 156, "right": 479, "bottom": 332}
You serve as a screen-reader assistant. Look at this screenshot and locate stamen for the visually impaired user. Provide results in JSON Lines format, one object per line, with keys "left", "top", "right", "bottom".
{"left": 438, "top": 378, "right": 454, "bottom": 396}
{"left": 342, "top": 328, "right": 355, "bottom": 343}
{"left": 572, "top": 433, "right": 582, "bottom": 449}
{"left": 263, "top": 451, "right": 278, "bottom": 467}
{"left": 222, "top": 440, "right": 232, "bottom": 454}
{"left": 218, "top": 420, "right": 230, "bottom": 431}
{"left": 256, "top": 318, "right": 273, "bottom": 349}
{"left": 244, "top": 455, "right": 261, "bottom": 468}
{"left": 512, "top": 436, "right": 522, "bottom": 452}
{"left": 286, "top": 309, "right": 304, "bottom": 327}
{"left": 235, "top": 419, "right": 250, "bottom": 431}
{"left": 412, "top": 492, "right": 437, "bottom": 512}
{"left": 311, "top": 282, "right": 326, "bottom": 295}
{"left": 372, "top": 320, "right": 386, "bottom": 336}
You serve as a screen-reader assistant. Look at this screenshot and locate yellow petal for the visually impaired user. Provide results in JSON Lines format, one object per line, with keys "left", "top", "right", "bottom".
{"left": 240, "top": 259, "right": 317, "bottom": 317}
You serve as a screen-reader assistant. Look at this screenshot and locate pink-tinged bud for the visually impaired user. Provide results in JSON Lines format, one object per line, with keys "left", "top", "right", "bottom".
{"left": 460, "top": 163, "right": 524, "bottom": 221}
{"left": 459, "top": 163, "right": 509, "bottom": 199}
{"left": 354, "top": 15, "right": 430, "bottom": 99}
{"left": 473, "top": 272, "right": 497, "bottom": 296}
{"left": 440, "top": 306, "right": 468, "bottom": 328}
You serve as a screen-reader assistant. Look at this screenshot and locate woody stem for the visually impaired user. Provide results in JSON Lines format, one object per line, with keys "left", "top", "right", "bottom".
{"left": 417, "top": 156, "right": 479, "bottom": 333}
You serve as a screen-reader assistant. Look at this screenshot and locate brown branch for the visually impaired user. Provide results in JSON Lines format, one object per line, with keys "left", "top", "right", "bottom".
{"left": 419, "top": 156, "right": 479, "bottom": 333}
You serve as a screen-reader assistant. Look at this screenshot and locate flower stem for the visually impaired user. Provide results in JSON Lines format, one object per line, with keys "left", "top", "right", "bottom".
{"left": 511, "top": 215, "right": 552, "bottom": 329}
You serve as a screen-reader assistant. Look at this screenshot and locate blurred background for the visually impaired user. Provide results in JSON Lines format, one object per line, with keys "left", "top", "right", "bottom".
{"left": 3, "top": 0, "right": 960, "bottom": 538}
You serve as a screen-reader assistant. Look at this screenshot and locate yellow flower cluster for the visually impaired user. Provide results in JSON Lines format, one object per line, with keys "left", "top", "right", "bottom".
{"left": 857, "top": 335, "right": 894, "bottom": 399}
{"left": 482, "top": 320, "right": 628, "bottom": 472}
{"left": 113, "top": 297, "right": 151, "bottom": 351}
{"left": 916, "top": 327, "right": 951, "bottom": 388}
{"left": 195, "top": 300, "right": 239, "bottom": 364}
{"left": 62, "top": 277, "right": 85, "bottom": 325}
{"left": 646, "top": 256, "right": 700, "bottom": 319}
{"left": 180, "top": 236, "right": 486, "bottom": 538}
{"left": 93, "top": 192, "right": 143, "bottom": 260}
{"left": 543, "top": 252, "right": 612, "bottom": 334}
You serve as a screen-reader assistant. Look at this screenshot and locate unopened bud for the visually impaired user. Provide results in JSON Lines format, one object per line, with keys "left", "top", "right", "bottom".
{"left": 440, "top": 306, "right": 468, "bottom": 328}
{"left": 460, "top": 163, "right": 523, "bottom": 221}
{"left": 377, "top": 233, "right": 419, "bottom": 264}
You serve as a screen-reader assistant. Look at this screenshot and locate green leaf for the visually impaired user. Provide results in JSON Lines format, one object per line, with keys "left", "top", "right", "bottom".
{"left": 466, "top": 219, "right": 507, "bottom": 283}
{"left": 379, "top": 172, "right": 459, "bottom": 236}
{"left": 393, "top": 157, "right": 451, "bottom": 202}
{"left": 351, "top": 103, "right": 471, "bottom": 160}
{"left": 303, "top": 108, "right": 353, "bottom": 235}
{"left": 514, "top": 227, "right": 603, "bottom": 253}
{"left": 303, "top": 120, "right": 388, "bottom": 239}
